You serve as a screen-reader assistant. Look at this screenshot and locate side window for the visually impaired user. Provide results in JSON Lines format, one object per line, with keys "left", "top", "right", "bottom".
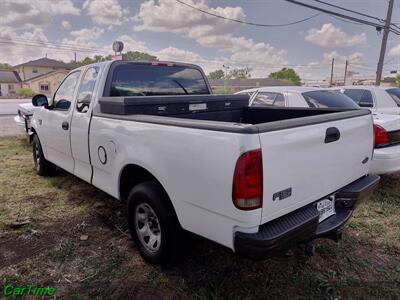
{"left": 53, "top": 71, "right": 81, "bottom": 111}
{"left": 252, "top": 92, "right": 285, "bottom": 107}
{"left": 273, "top": 93, "right": 285, "bottom": 107}
{"left": 76, "top": 67, "right": 100, "bottom": 113}
{"left": 343, "top": 89, "right": 373, "bottom": 107}
{"left": 252, "top": 92, "right": 277, "bottom": 106}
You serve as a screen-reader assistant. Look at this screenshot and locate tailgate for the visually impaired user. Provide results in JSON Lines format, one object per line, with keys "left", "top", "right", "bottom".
{"left": 258, "top": 113, "right": 373, "bottom": 224}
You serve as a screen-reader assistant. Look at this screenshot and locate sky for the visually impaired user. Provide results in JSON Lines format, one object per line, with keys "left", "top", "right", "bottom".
{"left": 0, "top": 0, "right": 400, "bottom": 81}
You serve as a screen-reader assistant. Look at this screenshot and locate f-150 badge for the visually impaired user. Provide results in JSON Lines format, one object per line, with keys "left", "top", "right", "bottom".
{"left": 273, "top": 188, "right": 292, "bottom": 201}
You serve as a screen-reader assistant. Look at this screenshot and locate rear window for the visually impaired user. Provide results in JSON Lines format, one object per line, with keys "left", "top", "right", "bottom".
{"left": 302, "top": 90, "right": 359, "bottom": 108}
{"left": 342, "top": 89, "right": 374, "bottom": 107}
{"left": 109, "top": 64, "right": 210, "bottom": 96}
{"left": 386, "top": 88, "right": 400, "bottom": 107}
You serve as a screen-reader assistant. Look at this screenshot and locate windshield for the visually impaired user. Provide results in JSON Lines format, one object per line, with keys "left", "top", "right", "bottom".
{"left": 302, "top": 90, "right": 360, "bottom": 108}
{"left": 386, "top": 88, "right": 400, "bottom": 107}
{"left": 109, "top": 64, "right": 210, "bottom": 96}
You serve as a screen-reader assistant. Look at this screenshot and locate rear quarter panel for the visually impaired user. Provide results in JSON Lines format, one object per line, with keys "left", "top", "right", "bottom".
{"left": 89, "top": 116, "right": 262, "bottom": 249}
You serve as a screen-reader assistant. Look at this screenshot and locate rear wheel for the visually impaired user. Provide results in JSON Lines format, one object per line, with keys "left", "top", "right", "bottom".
{"left": 127, "top": 181, "right": 182, "bottom": 266}
{"left": 32, "top": 134, "right": 56, "bottom": 176}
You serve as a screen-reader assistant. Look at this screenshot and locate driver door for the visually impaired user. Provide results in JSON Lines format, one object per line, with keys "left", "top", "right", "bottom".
{"left": 41, "top": 71, "right": 81, "bottom": 173}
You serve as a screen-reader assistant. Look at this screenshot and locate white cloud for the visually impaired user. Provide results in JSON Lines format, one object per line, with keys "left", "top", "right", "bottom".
{"left": 134, "top": 0, "right": 245, "bottom": 37}
{"left": 0, "top": 0, "right": 80, "bottom": 29}
{"left": 83, "top": 0, "right": 123, "bottom": 26}
{"left": 62, "top": 21, "right": 71, "bottom": 30}
{"left": 389, "top": 44, "right": 400, "bottom": 56}
{"left": 113, "top": 35, "right": 149, "bottom": 53}
{"left": 134, "top": 0, "right": 288, "bottom": 76}
{"left": 154, "top": 46, "right": 224, "bottom": 74}
{"left": 323, "top": 51, "right": 363, "bottom": 66}
{"left": 0, "top": 26, "right": 50, "bottom": 64}
{"left": 305, "top": 23, "right": 366, "bottom": 48}
{"left": 70, "top": 27, "right": 104, "bottom": 42}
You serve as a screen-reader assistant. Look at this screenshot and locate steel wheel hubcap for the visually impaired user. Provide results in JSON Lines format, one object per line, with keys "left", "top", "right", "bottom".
{"left": 135, "top": 203, "right": 161, "bottom": 253}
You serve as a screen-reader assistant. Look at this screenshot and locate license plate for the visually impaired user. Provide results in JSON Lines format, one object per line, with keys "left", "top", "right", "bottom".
{"left": 316, "top": 196, "right": 335, "bottom": 223}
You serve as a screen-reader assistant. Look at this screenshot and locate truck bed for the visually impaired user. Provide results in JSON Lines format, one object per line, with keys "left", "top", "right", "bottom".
{"left": 96, "top": 95, "right": 370, "bottom": 133}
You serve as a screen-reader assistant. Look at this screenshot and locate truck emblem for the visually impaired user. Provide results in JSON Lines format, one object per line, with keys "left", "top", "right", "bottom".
{"left": 98, "top": 146, "right": 107, "bottom": 164}
{"left": 273, "top": 188, "right": 292, "bottom": 201}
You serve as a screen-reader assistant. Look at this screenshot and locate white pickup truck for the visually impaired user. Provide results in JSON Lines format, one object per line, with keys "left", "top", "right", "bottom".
{"left": 30, "top": 60, "right": 379, "bottom": 265}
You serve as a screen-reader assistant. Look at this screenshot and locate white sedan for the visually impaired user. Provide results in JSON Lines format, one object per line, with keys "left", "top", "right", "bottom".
{"left": 334, "top": 85, "right": 400, "bottom": 116}
{"left": 237, "top": 86, "right": 400, "bottom": 175}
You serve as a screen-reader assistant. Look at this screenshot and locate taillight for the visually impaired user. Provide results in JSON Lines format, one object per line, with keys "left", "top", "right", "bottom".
{"left": 232, "top": 149, "right": 263, "bottom": 210}
{"left": 374, "top": 124, "right": 389, "bottom": 147}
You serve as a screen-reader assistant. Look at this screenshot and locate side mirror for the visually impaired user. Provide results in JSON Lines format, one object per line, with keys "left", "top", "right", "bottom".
{"left": 32, "top": 94, "right": 49, "bottom": 107}
{"left": 359, "top": 101, "right": 373, "bottom": 108}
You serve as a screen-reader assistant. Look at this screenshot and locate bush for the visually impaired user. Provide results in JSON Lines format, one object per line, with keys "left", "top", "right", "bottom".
{"left": 17, "top": 88, "right": 36, "bottom": 97}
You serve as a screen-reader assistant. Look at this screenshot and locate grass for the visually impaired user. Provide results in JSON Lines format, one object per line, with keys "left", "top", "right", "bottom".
{"left": 0, "top": 136, "right": 399, "bottom": 299}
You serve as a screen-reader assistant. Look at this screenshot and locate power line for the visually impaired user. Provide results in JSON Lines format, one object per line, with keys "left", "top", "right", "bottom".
{"left": 285, "top": 0, "right": 400, "bottom": 35}
{"left": 0, "top": 37, "right": 107, "bottom": 53}
{"left": 329, "top": 14, "right": 366, "bottom": 26}
{"left": 312, "top": 0, "right": 384, "bottom": 23}
{"left": 175, "top": 0, "right": 322, "bottom": 27}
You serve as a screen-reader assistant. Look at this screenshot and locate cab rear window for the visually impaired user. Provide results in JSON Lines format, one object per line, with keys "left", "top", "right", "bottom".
{"left": 108, "top": 63, "right": 210, "bottom": 96}
{"left": 302, "top": 90, "right": 359, "bottom": 108}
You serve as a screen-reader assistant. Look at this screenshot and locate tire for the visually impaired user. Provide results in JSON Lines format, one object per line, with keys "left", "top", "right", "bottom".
{"left": 32, "top": 134, "right": 56, "bottom": 176}
{"left": 127, "top": 181, "right": 182, "bottom": 266}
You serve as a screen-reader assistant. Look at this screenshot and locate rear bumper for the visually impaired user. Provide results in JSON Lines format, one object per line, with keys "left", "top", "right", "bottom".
{"left": 370, "top": 145, "right": 400, "bottom": 174}
{"left": 234, "top": 174, "right": 380, "bottom": 258}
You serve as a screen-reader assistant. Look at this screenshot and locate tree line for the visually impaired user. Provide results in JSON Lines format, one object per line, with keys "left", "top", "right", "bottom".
{"left": 208, "top": 67, "right": 302, "bottom": 86}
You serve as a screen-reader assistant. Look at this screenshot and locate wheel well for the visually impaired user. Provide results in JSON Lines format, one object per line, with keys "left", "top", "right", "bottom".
{"left": 119, "top": 164, "right": 161, "bottom": 201}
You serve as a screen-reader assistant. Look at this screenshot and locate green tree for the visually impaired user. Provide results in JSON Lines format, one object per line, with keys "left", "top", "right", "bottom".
{"left": 396, "top": 74, "right": 400, "bottom": 87}
{"left": 0, "top": 62, "right": 12, "bottom": 70}
{"left": 229, "top": 68, "right": 251, "bottom": 79}
{"left": 268, "top": 68, "right": 301, "bottom": 86}
{"left": 75, "top": 51, "right": 157, "bottom": 67}
{"left": 208, "top": 69, "right": 225, "bottom": 80}
{"left": 125, "top": 51, "right": 157, "bottom": 61}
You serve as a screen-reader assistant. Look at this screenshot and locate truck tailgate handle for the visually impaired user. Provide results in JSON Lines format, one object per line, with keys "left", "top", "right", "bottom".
{"left": 62, "top": 121, "right": 69, "bottom": 130}
{"left": 325, "top": 127, "right": 340, "bottom": 143}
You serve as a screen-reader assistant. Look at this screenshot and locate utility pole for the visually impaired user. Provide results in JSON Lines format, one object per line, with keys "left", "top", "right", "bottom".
{"left": 376, "top": 0, "right": 394, "bottom": 86}
{"left": 330, "top": 58, "right": 335, "bottom": 87}
{"left": 74, "top": 52, "right": 77, "bottom": 63}
{"left": 343, "top": 60, "right": 348, "bottom": 86}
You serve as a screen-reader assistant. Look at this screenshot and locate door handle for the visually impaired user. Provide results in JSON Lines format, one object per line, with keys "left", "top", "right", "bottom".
{"left": 325, "top": 127, "right": 340, "bottom": 143}
{"left": 62, "top": 121, "right": 69, "bottom": 130}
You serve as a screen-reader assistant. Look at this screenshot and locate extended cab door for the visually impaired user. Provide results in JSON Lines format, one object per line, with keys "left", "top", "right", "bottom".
{"left": 70, "top": 66, "right": 101, "bottom": 182}
{"left": 40, "top": 71, "right": 81, "bottom": 173}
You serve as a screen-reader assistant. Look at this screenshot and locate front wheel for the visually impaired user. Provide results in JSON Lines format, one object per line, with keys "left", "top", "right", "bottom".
{"left": 127, "top": 181, "right": 182, "bottom": 266}
{"left": 32, "top": 134, "right": 56, "bottom": 176}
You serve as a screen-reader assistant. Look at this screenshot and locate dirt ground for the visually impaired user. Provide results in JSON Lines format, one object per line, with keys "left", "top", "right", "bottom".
{"left": 0, "top": 136, "right": 399, "bottom": 299}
